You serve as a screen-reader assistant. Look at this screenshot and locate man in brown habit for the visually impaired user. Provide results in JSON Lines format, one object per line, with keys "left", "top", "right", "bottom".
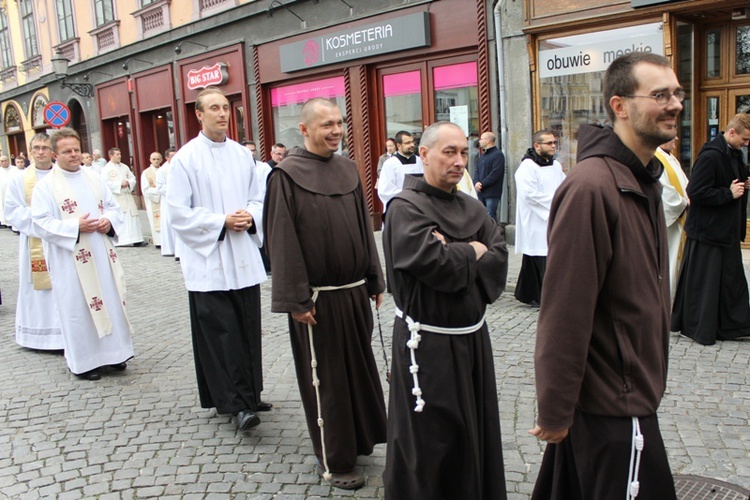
{"left": 382, "top": 121, "right": 508, "bottom": 499}
{"left": 263, "top": 98, "right": 387, "bottom": 491}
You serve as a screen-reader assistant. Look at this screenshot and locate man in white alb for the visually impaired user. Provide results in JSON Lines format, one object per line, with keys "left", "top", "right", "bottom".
{"left": 31, "top": 127, "right": 134, "bottom": 380}
{"left": 157, "top": 147, "right": 178, "bottom": 257}
{"left": 141, "top": 152, "right": 163, "bottom": 248}
{"left": 167, "top": 87, "right": 270, "bottom": 431}
{"left": 101, "top": 147, "right": 145, "bottom": 247}
{"left": 0, "top": 154, "right": 17, "bottom": 228}
{"left": 4, "top": 133, "right": 63, "bottom": 350}
{"left": 377, "top": 130, "right": 424, "bottom": 209}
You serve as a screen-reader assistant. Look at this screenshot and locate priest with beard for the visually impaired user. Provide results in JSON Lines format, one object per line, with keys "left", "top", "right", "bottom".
{"left": 513, "top": 129, "right": 566, "bottom": 306}
{"left": 264, "top": 98, "right": 386, "bottom": 491}
{"left": 382, "top": 121, "right": 509, "bottom": 499}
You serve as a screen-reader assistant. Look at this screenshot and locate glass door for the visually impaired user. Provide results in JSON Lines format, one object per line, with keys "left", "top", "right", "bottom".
{"left": 382, "top": 70, "right": 424, "bottom": 141}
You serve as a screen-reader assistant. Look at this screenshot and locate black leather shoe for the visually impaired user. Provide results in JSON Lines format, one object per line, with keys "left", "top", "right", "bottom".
{"left": 109, "top": 362, "right": 127, "bottom": 371}
{"left": 77, "top": 370, "right": 101, "bottom": 381}
{"left": 257, "top": 401, "right": 273, "bottom": 412}
{"left": 237, "top": 409, "right": 260, "bottom": 430}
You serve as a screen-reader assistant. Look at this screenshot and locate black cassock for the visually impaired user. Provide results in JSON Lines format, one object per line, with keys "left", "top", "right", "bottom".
{"left": 383, "top": 175, "right": 508, "bottom": 500}
{"left": 189, "top": 285, "right": 263, "bottom": 415}
{"left": 264, "top": 147, "right": 387, "bottom": 473}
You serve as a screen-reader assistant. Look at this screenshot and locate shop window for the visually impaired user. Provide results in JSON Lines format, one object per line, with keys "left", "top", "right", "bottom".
{"left": 433, "top": 62, "right": 479, "bottom": 137}
{"left": 383, "top": 71, "right": 422, "bottom": 141}
{"left": 4, "top": 104, "right": 22, "bottom": 132}
{"left": 705, "top": 28, "right": 721, "bottom": 79}
{"left": 270, "top": 76, "right": 347, "bottom": 151}
{"left": 676, "top": 21, "right": 694, "bottom": 173}
{"left": 32, "top": 95, "right": 49, "bottom": 129}
{"left": 737, "top": 25, "right": 750, "bottom": 76}
{"left": 537, "top": 23, "right": 663, "bottom": 171}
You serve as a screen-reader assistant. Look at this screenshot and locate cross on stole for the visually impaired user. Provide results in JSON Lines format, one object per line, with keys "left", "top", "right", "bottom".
{"left": 89, "top": 296, "right": 104, "bottom": 311}
{"left": 76, "top": 248, "right": 92, "bottom": 263}
{"left": 61, "top": 199, "right": 77, "bottom": 214}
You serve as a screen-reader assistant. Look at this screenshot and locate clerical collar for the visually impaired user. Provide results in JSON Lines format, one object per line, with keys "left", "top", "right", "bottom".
{"left": 394, "top": 152, "right": 417, "bottom": 165}
{"left": 200, "top": 131, "right": 227, "bottom": 143}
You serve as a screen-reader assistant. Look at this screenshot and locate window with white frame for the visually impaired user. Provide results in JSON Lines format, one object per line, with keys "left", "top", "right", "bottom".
{"left": 0, "top": 9, "right": 12, "bottom": 69}
{"left": 18, "top": 0, "right": 39, "bottom": 57}
{"left": 57, "top": 0, "right": 76, "bottom": 41}
{"left": 94, "top": 0, "right": 115, "bottom": 27}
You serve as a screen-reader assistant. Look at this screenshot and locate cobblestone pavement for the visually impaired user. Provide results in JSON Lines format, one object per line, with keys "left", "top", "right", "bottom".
{"left": 0, "top": 218, "right": 748, "bottom": 499}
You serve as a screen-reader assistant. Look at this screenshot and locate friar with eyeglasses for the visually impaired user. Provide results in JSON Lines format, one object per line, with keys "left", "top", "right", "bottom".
{"left": 512, "top": 129, "right": 566, "bottom": 307}
{"left": 529, "top": 52, "right": 681, "bottom": 499}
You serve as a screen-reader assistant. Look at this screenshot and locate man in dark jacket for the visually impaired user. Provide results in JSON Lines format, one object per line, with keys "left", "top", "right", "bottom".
{"left": 474, "top": 132, "right": 505, "bottom": 222}
{"left": 672, "top": 113, "right": 750, "bottom": 345}
{"left": 530, "top": 52, "right": 682, "bottom": 500}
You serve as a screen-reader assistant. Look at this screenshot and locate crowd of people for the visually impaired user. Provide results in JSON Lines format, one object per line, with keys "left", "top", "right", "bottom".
{"left": 2, "top": 51, "right": 750, "bottom": 498}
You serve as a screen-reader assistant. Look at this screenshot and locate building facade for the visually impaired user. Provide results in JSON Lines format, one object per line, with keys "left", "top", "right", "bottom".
{"left": 507, "top": 0, "right": 749, "bottom": 173}
{"left": 0, "top": 0, "right": 500, "bottom": 224}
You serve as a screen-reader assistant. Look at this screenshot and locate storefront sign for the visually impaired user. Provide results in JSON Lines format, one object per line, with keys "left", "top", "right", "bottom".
{"left": 539, "top": 31, "right": 664, "bottom": 78}
{"left": 186, "top": 62, "right": 229, "bottom": 90}
{"left": 279, "top": 12, "right": 431, "bottom": 73}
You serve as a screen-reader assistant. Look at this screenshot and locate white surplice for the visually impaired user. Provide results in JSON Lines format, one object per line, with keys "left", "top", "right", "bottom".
{"left": 156, "top": 162, "right": 177, "bottom": 256}
{"left": 167, "top": 132, "right": 266, "bottom": 292}
{"left": 514, "top": 157, "right": 566, "bottom": 256}
{"left": 656, "top": 148, "right": 690, "bottom": 301}
{"left": 32, "top": 167, "right": 134, "bottom": 374}
{"left": 0, "top": 165, "right": 19, "bottom": 226}
{"left": 4, "top": 168, "right": 63, "bottom": 350}
{"left": 377, "top": 155, "right": 424, "bottom": 208}
{"left": 101, "top": 161, "right": 144, "bottom": 246}
{"left": 140, "top": 166, "right": 161, "bottom": 247}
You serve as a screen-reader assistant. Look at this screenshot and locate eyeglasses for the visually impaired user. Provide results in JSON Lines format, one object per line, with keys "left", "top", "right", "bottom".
{"left": 31, "top": 145, "right": 51, "bottom": 152}
{"left": 538, "top": 141, "right": 558, "bottom": 146}
{"left": 622, "top": 89, "right": 686, "bottom": 105}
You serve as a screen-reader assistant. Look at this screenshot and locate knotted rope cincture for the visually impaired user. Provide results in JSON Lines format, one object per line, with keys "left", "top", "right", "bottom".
{"left": 394, "top": 307, "right": 486, "bottom": 413}
{"left": 307, "top": 279, "right": 366, "bottom": 482}
{"left": 626, "top": 416, "right": 644, "bottom": 499}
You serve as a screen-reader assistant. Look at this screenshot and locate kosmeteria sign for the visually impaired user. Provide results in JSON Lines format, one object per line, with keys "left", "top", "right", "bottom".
{"left": 279, "top": 12, "right": 431, "bottom": 73}
{"left": 539, "top": 31, "right": 664, "bottom": 79}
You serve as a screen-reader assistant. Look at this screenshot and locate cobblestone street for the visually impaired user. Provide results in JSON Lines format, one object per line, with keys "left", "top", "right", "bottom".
{"left": 0, "top": 220, "right": 748, "bottom": 499}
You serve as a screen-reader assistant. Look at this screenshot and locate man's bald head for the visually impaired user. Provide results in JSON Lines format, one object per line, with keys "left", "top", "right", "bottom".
{"left": 300, "top": 98, "right": 339, "bottom": 126}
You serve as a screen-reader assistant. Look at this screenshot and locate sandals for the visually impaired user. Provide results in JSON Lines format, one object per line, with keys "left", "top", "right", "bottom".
{"left": 316, "top": 463, "right": 365, "bottom": 490}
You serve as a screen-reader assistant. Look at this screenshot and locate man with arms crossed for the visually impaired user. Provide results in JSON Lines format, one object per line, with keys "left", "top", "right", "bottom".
{"left": 383, "top": 121, "right": 508, "bottom": 499}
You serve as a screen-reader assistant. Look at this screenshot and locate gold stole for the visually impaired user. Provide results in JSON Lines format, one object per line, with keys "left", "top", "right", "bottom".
{"left": 144, "top": 167, "right": 161, "bottom": 231}
{"left": 50, "top": 168, "right": 132, "bottom": 338}
{"left": 23, "top": 165, "right": 51, "bottom": 290}
{"left": 655, "top": 148, "right": 688, "bottom": 262}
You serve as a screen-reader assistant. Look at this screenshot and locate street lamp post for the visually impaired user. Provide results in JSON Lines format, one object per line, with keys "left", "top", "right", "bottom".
{"left": 50, "top": 50, "right": 95, "bottom": 98}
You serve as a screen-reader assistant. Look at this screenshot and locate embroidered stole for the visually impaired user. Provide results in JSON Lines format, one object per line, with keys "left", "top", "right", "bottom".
{"left": 23, "top": 165, "right": 52, "bottom": 290}
{"left": 144, "top": 167, "right": 161, "bottom": 231}
{"left": 50, "top": 167, "right": 131, "bottom": 338}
